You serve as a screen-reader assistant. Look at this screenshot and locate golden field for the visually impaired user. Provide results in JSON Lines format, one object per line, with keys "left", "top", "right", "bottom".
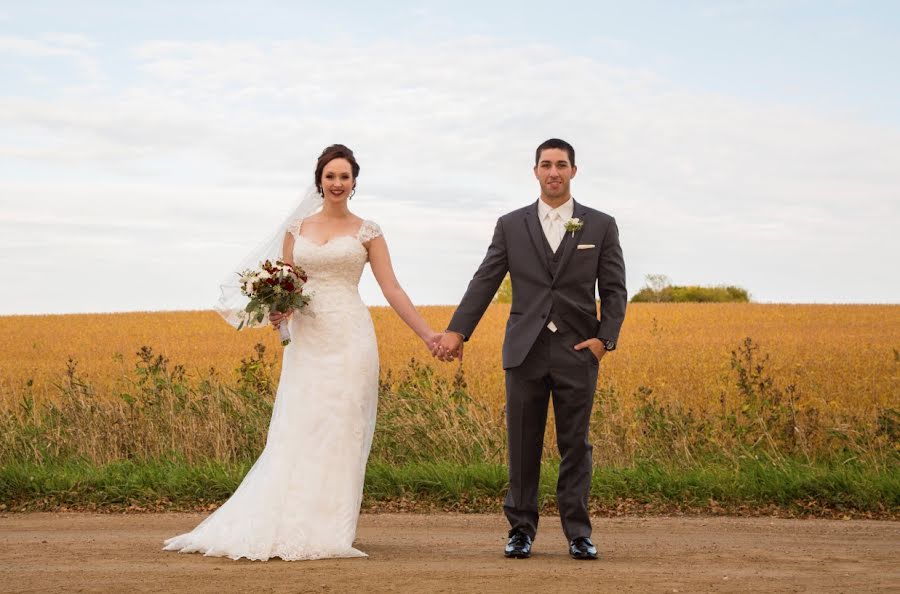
{"left": 0, "top": 303, "right": 897, "bottom": 417}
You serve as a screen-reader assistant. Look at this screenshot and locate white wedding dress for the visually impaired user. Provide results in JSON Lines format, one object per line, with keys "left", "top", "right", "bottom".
{"left": 163, "top": 220, "right": 383, "bottom": 561}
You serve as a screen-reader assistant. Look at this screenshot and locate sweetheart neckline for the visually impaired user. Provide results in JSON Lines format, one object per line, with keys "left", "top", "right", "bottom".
{"left": 295, "top": 234, "right": 364, "bottom": 249}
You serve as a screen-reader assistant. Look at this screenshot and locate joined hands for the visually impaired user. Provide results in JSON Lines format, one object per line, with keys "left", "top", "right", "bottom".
{"left": 423, "top": 332, "right": 462, "bottom": 362}
{"left": 431, "top": 331, "right": 464, "bottom": 362}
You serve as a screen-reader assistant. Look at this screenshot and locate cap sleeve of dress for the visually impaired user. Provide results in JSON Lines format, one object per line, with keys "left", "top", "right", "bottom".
{"left": 357, "top": 220, "right": 383, "bottom": 244}
{"left": 286, "top": 219, "right": 303, "bottom": 240}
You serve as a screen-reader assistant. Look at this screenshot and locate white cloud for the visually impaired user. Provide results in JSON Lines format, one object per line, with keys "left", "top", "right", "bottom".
{"left": 0, "top": 33, "right": 104, "bottom": 82}
{"left": 1, "top": 34, "right": 899, "bottom": 313}
{"left": 39, "top": 32, "right": 98, "bottom": 50}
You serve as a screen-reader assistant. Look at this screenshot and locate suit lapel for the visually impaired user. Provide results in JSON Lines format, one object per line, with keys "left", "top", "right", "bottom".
{"left": 551, "top": 200, "right": 587, "bottom": 285}
{"left": 523, "top": 201, "right": 552, "bottom": 278}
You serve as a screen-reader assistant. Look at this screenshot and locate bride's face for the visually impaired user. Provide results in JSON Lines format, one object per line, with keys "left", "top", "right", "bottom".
{"left": 321, "top": 158, "right": 355, "bottom": 203}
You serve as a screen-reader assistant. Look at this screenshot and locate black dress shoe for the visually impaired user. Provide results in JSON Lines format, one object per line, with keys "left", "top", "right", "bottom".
{"left": 504, "top": 530, "right": 532, "bottom": 558}
{"left": 569, "top": 536, "right": 598, "bottom": 560}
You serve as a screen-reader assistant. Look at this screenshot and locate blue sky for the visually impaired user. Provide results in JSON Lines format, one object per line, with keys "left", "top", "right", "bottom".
{"left": 1, "top": 1, "right": 899, "bottom": 313}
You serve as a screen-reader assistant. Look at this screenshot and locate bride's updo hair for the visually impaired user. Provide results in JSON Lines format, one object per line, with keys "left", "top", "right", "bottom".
{"left": 315, "top": 144, "right": 360, "bottom": 196}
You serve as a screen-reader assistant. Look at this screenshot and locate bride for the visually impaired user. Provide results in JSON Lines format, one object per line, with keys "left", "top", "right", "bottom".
{"left": 163, "top": 144, "right": 442, "bottom": 561}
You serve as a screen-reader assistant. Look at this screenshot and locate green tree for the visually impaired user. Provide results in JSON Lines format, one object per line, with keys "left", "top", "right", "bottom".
{"left": 631, "top": 274, "right": 749, "bottom": 303}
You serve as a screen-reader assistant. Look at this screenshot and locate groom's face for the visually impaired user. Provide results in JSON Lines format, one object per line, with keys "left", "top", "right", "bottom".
{"left": 534, "top": 148, "right": 576, "bottom": 200}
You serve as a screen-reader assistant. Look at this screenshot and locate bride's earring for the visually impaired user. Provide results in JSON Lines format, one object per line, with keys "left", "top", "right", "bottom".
{"left": 350, "top": 187, "right": 356, "bottom": 200}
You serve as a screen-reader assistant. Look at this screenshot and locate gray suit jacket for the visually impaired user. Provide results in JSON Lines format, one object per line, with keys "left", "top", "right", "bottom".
{"left": 447, "top": 199, "right": 627, "bottom": 369}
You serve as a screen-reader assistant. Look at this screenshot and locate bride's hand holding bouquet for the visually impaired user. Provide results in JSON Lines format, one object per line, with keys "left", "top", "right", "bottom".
{"left": 237, "top": 259, "right": 311, "bottom": 345}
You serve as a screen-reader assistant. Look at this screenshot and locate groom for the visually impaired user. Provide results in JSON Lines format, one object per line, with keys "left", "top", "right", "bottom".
{"left": 434, "top": 138, "right": 626, "bottom": 560}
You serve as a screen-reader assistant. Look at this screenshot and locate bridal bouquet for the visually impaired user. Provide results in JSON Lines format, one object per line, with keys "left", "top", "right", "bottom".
{"left": 236, "top": 259, "right": 311, "bottom": 345}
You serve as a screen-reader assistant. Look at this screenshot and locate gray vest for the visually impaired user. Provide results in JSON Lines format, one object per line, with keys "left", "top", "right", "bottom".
{"left": 540, "top": 229, "right": 572, "bottom": 331}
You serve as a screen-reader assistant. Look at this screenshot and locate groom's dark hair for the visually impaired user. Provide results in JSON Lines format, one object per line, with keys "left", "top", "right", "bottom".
{"left": 535, "top": 138, "right": 575, "bottom": 166}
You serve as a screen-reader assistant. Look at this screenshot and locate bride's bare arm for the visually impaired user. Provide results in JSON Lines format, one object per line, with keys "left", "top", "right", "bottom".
{"left": 283, "top": 231, "right": 294, "bottom": 263}
{"left": 367, "top": 235, "right": 438, "bottom": 344}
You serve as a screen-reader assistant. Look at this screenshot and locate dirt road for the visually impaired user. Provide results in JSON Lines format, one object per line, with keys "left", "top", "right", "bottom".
{"left": 0, "top": 512, "right": 896, "bottom": 593}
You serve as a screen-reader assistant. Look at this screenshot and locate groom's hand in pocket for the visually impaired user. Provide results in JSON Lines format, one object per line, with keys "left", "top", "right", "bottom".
{"left": 574, "top": 338, "right": 606, "bottom": 362}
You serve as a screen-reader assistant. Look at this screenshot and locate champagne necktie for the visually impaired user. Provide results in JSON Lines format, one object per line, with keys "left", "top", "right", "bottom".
{"left": 548, "top": 212, "right": 563, "bottom": 253}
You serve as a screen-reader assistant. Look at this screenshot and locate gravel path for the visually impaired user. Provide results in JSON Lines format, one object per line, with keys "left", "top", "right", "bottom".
{"left": 1, "top": 512, "right": 897, "bottom": 593}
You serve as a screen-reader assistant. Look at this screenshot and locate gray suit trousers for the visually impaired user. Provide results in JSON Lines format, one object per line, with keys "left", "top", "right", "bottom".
{"left": 503, "top": 322, "right": 599, "bottom": 541}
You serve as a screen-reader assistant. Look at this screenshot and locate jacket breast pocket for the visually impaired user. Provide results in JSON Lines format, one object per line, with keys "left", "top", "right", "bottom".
{"left": 572, "top": 246, "right": 598, "bottom": 270}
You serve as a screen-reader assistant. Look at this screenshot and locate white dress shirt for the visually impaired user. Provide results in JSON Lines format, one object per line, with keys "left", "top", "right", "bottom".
{"left": 537, "top": 196, "right": 574, "bottom": 253}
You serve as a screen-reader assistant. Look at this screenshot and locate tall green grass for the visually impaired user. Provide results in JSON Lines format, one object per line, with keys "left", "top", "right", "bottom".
{"left": 0, "top": 339, "right": 896, "bottom": 514}
{"left": 2, "top": 459, "right": 894, "bottom": 514}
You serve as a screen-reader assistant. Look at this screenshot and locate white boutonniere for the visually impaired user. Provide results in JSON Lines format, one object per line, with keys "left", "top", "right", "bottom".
{"left": 564, "top": 217, "right": 584, "bottom": 237}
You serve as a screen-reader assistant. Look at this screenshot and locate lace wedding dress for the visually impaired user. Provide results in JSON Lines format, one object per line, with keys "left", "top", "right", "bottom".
{"left": 163, "top": 220, "right": 383, "bottom": 561}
